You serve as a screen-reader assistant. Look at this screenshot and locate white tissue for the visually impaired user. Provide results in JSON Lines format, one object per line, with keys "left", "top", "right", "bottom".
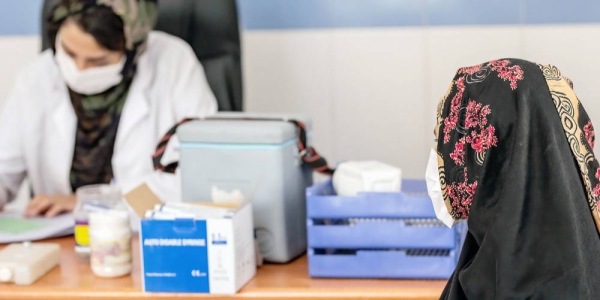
{"left": 211, "top": 186, "right": 245, "bottom": 204}
{"left": 333, "top": 161, "right": 402, "bottom": 196}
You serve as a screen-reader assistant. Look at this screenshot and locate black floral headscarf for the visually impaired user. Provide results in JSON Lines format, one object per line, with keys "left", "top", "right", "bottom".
{"left": 436, "top": 59, "right": 600, "bottom": 299}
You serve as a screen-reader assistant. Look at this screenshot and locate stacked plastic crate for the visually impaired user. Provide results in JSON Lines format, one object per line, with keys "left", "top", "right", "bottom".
{"left": 306, "top": 179, "right": 466, "bottom": 279}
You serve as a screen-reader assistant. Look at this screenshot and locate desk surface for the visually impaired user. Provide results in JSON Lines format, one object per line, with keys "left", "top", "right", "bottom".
{"left": 0, "top": 237, "right": 445, "bottom": 299}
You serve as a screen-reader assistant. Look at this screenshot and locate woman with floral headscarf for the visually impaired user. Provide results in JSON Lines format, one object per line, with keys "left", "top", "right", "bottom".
{"left": 427, "top": 59, "right": 600, "bottom": 299}
{"left": 0, "top": 0, "right": 217, "bottom": 216}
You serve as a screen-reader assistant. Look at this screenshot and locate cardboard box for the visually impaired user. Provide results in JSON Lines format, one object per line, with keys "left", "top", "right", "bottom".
{"left": 124, "top": 184, "right": 256, "bottom": 294}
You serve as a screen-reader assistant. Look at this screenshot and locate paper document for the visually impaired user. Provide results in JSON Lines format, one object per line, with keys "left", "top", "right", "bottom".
{"left": 0, "top": 217, "right": 46, "bottom": 234}
{"left": 0, "top": 212, "right": 74, "bottom": 244}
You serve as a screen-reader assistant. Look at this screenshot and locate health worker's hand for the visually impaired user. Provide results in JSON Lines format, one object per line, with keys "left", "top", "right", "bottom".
{"left": 23, "top": 194, "right": 77, "bottom": 217}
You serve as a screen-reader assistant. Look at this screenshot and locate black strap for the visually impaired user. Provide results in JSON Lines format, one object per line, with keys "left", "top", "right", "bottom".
{"left": 152, "top": 117, "right": 335, "bottom": 175}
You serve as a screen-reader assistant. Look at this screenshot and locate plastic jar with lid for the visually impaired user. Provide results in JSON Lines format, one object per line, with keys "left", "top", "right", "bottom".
{"left": 89, "top": 210, "right": 132, "bottom": 278}
{"left": 74, "top": 184, "right": 122, "bottom": 260}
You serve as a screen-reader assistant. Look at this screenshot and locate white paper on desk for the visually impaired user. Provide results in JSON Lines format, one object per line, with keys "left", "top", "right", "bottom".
{"left": 0, "top": 212, "right": 74, "bottom": 244}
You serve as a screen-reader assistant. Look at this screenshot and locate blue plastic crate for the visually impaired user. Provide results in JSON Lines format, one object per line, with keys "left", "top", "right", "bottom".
{"left": 306, "top": 179, "right": 466, "bottom": 279}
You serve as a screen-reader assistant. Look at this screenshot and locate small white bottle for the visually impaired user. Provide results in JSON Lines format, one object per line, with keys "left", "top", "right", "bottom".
{"left": 74, "top": 184, "right": 122, "bottom": 260}
{"left": 89, "top": 210, "right": 132, "bottom": 278}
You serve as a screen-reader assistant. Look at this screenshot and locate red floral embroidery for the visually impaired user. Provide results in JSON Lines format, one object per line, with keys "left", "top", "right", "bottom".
{"left": 593, "top": 168, "right": 600, "bottom": 198}
{"left": 467, "top": 126, "right": 498, "bottom": 153}
{"left": 443, "top": 77, "right": 466, "bottom": 143}
{"left": 447, "top": 100, "right": 497, "bottom": 166}
{"left": 490, "top": 60, "right": 524, "bottom": 90}
{"left": 465, "top": 100, "right": 491, "bottom": 129}
{"left": 450, "top": 137, "right": 467, "bottom": 165}
{"left": 446, "top": 169, "right": 478, "bottom": 218}
{"left": 440, "top": 60, "right": 525, "bottom": 219}
{"left": 594, "top": 186, "right": 600, "bottom": 199}
{"left": 458, "top": 64, "right": 482, "bottom": 75}
{"left": 584, "top": 120, "right": 595, "bottom": 149}
{"left": 444, "top": 60, "right": 523, "bottom": 143}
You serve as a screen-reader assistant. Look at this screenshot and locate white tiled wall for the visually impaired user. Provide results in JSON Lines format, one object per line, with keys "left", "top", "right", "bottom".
{"left": 242, "top": 24, "right": 600, "bottom": 178}
{"left": 242, "top": 30, "right": 335, "bottom": 159}
{"left": 2, "top": 25, "right": 600, "bottom": 182}
{"left": 0, "top": 36, "right": 40, "bottom": 105}
{"left": 330, "top": 28, "right": 427, "bottom": 171}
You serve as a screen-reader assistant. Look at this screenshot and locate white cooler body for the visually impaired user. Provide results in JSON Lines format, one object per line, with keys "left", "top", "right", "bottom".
{"left": 178, "top": 113, "right": 313, "bottom": 262}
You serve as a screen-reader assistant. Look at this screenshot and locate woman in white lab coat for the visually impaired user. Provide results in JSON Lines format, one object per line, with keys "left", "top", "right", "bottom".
{"left": 0, "top": 0, "right": 217, "bottom": 216}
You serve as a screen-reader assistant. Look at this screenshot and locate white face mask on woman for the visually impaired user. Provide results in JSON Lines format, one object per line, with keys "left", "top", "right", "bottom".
{"left": 425, "top": 148, "right": 458, "bottom": 228}
{"left": 54, "top": 40, "right": 125, "bottom": 95}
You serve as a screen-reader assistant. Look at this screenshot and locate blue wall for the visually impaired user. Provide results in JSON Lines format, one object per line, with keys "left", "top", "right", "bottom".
{"left": 0, "top": 0, "right": 43, "bottom": 35}
{"left": 237, "top": 0, "right": 600, "bottom": 29}
{"left": 2, "top": 0, "right": 600, "bottom": 35}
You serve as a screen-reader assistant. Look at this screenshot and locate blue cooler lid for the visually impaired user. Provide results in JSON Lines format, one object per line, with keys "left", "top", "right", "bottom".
{"left": 177, "top": 112, "right": 312, "bottom": 145}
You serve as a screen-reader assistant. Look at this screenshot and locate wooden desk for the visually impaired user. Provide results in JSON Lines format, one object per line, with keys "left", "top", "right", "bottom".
{"left": 0, "top": 237, "right": 445, "bottom": 299}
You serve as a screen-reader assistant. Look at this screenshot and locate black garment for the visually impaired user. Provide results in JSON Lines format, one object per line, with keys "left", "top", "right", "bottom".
{"left": 68, "top": 81, "right": 130, "bottom": 191}
{"left": 435, "top": 59, "right": 600, "bottom": 299}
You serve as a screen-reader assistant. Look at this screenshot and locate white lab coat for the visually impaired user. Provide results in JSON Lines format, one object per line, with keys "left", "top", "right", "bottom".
{"left": 0, "top": 31, "right": 217, "bottom": 207}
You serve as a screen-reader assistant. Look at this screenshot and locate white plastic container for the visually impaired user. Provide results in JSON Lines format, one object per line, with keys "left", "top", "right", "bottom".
{"left": 332, "top": 161, "right": 402, "bottom": 196}
{"left": 89, "top": 210, "right": 132, "bottom": 278}
{"left": 74, "top": 184, "right": 122, "bottom": 260}
{"left": 0, "top": 242, "right": 60, "bottom": 285}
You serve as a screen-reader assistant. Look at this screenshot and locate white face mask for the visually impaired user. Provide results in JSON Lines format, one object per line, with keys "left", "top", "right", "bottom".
{"left": 425, "top": 148, "right": 458, "bottom": 228}
{"left": 54, "top": 40, "right": 125, "bottom": 95}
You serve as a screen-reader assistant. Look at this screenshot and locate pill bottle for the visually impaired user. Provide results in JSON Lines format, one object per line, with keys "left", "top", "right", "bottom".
{"left": 89, "top": 210, "right": 132, "bottom": 278}
{"left": 73, "top": 184, "right": 122, "bottom": 260}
